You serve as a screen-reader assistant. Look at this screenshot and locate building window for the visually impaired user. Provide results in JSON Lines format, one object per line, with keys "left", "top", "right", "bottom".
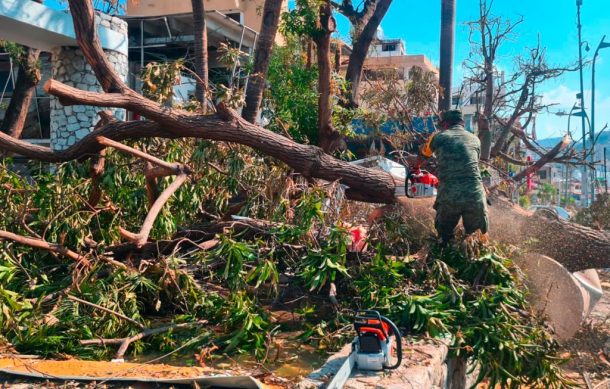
{"left": 451, "top": 96, "right": 460, "bottom": 106}
{"left": 470, "top": 95, "right": 483, "bottom": 105}
{"left": 382, "top": 44, "right": 396, "bottom": 52}
{"left": 538, "top": 171, "right": 547, "bottom": 180}
{"left": 225, "top": 12, "right": 243, "bottom": 24}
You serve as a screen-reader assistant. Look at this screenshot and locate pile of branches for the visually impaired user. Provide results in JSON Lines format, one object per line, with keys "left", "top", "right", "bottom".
{"left": 0, "top": 150, "right": 573, "bottom": 388}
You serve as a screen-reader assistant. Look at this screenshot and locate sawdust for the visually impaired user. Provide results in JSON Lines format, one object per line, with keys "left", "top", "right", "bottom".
{"left": 0, "top": 357, "right": 212, "bottom": 380}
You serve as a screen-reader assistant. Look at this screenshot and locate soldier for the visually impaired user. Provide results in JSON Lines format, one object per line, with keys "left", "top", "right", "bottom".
{"left": 419, "top": 110, "right": 488, "bottom": 244}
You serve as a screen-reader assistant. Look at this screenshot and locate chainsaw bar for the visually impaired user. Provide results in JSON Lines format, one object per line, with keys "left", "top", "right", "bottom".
{"left": 325, "top": 341, "right": 357, "bottom": 389}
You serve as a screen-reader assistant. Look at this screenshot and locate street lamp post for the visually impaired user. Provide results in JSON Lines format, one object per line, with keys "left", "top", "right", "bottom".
{"left": 604, "top": 147, "right": 608, "bottom": 195}
{"left": 563, "top": 103, "right": 578, "bottom": 206}
{"left": 576, "top": 0, "right": 589, "bottom": 206}
{"left": 591, "top": 35, "right": 610, "bottom": 202}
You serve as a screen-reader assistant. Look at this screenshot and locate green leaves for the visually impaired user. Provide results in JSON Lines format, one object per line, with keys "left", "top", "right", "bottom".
{"left": 299, "top": 224, "right": 350, "bottom": 291}
{"left": 362, "top": 245, "right": 573, "bottom": 388}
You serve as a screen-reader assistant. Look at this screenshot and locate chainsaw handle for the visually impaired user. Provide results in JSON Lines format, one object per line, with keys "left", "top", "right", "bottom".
{"left": 379, "top": 314, "right": 402, "bottom": 370}
{"left": 353, "top": 310, "right": 389, "bottom": 341}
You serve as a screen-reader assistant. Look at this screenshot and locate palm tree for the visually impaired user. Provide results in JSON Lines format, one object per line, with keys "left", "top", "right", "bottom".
{"left": 191, "top": 0, "right": 208, "bottom": 108}
{"left": 439, "top": 0, "right": 456, "bottom": 112}
{"left": 242, "top": 0, "right": 284, "bottom": 123}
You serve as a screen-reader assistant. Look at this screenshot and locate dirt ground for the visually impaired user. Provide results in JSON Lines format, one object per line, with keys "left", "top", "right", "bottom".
{"left": 562, "top": 270, "right": 610, "bottom": 388}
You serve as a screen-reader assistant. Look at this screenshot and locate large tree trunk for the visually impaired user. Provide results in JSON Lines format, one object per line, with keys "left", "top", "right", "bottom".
{"left": 343, "top": 0, "right": 392, "bottom": 107}
{"left": 191, "top": 0, "right": 208, "bottom": 108}
{"left": 314, "top": 1, "right": 341, "bottom": 153}
{"left": 438, "top": 0, "right": 456, "bottom": 112}
{"left": 242, "top": 0, "right": 283, "bottom": 123}
{"left": 10, "top": 82, "right": 399, "bottom": 205}
{"left": 0, "top": 47, "right": 41, "bottom": 139}
{"left": 395, "top": 196, "right": 610, "bottom": 272}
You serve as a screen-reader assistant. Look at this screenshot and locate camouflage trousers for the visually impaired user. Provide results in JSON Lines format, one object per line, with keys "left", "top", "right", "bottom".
{"left": 433, "top": 201, "right": 489, "bottom": 242}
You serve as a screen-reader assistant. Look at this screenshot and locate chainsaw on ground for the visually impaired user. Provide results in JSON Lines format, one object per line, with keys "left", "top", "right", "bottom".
{"left": 326, "top": 311, "right": 403, "bottom": 389}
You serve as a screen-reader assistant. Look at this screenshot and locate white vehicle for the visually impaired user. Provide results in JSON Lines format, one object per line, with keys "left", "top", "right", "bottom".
{"left": 529, "top": 205, "right": 571, "bottom": 220}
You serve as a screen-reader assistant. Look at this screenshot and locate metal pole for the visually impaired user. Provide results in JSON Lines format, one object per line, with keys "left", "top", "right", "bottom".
{"left": 591, "top": 35, "right": 607, "bottom": 202}
{"left": 564, "top": 107, "right": 576, "bottom": 207}
{"left": 577, "top": 0, "right": 589, "bottom": 207}
{"left": 604, "top": 147, "right": 608, "bottom": 195}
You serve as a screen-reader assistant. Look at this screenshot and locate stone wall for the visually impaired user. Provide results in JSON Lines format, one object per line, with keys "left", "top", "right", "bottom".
{"left": 49, "top": 13, "right": 128, "bottom": 151}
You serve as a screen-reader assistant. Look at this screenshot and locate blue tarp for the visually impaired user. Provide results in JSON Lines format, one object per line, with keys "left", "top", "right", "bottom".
{"left": 351, "top": 116, "right": 437, "bottom": 136}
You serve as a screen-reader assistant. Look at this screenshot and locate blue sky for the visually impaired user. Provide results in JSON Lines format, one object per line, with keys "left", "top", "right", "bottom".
{"left": 47, "top": 0, "right": 610, "bottom": 140}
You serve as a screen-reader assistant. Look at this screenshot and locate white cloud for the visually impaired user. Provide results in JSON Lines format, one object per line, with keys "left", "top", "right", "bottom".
{"left": 540, "top": 85, "right": 588, "bottom": 111}
{"left": 535, "top": 85, "right": 610, "bottom": 139}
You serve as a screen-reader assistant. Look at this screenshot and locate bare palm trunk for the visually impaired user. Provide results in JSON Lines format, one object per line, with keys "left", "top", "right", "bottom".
{"left": 438, "top": 0, "right": 456, "bottom": 111}
{"left": 314, "top": 1, "right": 341, "bottom": 152}
{"left": 191, "top": 0, "right": 208, "bottom": 108}
{"left": 242, "top": 0, "right": 284, "bottom": 123}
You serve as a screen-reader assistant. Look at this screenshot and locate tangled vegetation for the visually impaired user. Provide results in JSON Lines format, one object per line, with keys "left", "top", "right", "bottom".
{"left": 0, "top": 147, "right": 572, "bottom": 387}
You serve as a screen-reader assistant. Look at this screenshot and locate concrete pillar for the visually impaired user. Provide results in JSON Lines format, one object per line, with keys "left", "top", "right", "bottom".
{"left": 49, "top": 13, "right": 128, "bottom": 151}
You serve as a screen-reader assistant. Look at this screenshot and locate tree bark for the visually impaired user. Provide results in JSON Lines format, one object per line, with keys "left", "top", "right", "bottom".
{"left": 392, "top": 196, "right": 610, "bottom": 272}
{"left": 191, "top": 0, "right": 208, "bottom": 108}
{"left": 0, "top": 47, "right": 41, "bottom": 139}
{"left": 242, "top": 0, "right": 283, "bottom": 123}
{"left": 3, "top": 83, "right": 398, "bottom": 204}
{"left": 314, "top": 1, "right": 342, "bottom": 153}
{"left": 438, "top": 0, "right": 456, "bottom": 112}
{"left": 342, "top": 0, "right": 392, "bottom": 107}
{"left": 478, "top": 63, "right": 494, "bottom": 160}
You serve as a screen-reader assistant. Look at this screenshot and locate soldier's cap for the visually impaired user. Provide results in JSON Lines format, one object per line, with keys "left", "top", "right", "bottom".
{"left": 440, "top": 110, "right": 463, "bottom": 123}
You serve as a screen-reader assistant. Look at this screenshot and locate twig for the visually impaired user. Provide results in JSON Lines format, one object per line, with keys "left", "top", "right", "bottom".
{"left": 96, "top": 136, "right": 191, "bottom": 175}
{"left": 582, "top": 371, "right": 593, "bottom": 389}
{"left": 67, "top": 295, "right": 144, "bottom": 329}
{"left": 80, "top": 320, "right": 207, "bottom": 359}
{"left": 119, "top": 174, "right": 189, "bottom": 247}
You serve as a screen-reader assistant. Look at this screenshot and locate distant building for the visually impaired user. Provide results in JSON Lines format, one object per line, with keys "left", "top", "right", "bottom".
{"left": 339, "top": 37, "right": 438, "bottom": 106}
{"left": 363, "top": 39, "right": 437, "bottom": 77}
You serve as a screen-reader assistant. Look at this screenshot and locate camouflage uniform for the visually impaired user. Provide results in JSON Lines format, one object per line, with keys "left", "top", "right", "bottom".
{"left": 421, "top": 123, "right": 488, "bottom": 242}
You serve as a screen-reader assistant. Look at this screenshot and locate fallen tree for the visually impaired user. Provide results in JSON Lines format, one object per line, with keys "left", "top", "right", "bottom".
{"left": 0, "top": 0, "right": 608, "bottom": 275}
{"left": 393, "top": 195, "right": 610, "bottom": 272}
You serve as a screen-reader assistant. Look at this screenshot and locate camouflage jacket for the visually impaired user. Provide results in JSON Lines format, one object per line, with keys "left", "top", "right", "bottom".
{"left": 420, "top": 125, "right": 486, "bottom": 206}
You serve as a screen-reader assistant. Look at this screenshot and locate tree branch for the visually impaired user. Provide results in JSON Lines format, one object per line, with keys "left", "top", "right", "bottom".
{"left": 511, "top": 135, "right": 571, "bottom": 182}
{"left": 67, "top": 0, "right": 127, "bottom": 92}
{"left": 0, "top": 230, "right": 89, "bottom": 265}
{"left": 119, "top": 174, "right": 189, "bottom": 248}
{"left": 80, "top": 320, "right": 207, "bottom": 359}
{"left": 67, "top": 294, "right": 144, "bottom": 329}
{"left": 96, "top": 136, "right": 191, "bottom": 175}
